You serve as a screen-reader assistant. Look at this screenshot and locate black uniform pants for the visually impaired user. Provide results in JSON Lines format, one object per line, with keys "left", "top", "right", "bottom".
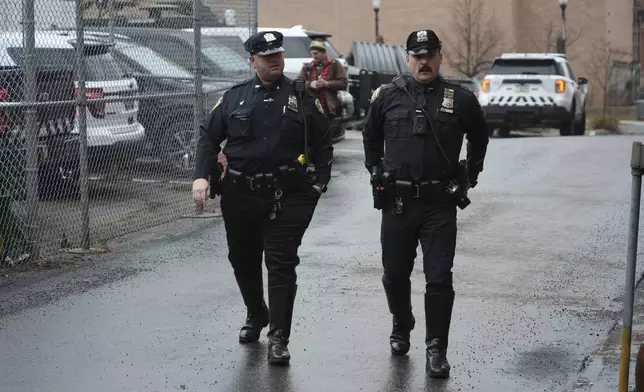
{"left": 220, "top": 178, "right": 320, "bottom": 336}
{"left": 380, "top": 197, "right": 457, "bottom": 349}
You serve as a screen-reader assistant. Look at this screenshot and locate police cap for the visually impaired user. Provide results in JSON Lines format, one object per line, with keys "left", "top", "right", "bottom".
{"left": 406, "top": 29, "right": 442, "bottom": 55}
{"left": 243, "top": 31, "right": 285, "bottom": 56}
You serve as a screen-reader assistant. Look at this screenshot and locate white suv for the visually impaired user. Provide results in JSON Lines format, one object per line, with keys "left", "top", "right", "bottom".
{"left": 478, "top": 53, "right": 589, "bottom": 137}
{"left": 0, "top": 31, "right": 144, "bottom": 169}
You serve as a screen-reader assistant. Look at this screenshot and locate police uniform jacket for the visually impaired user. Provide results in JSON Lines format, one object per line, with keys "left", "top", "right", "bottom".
{"left": 362, "top": 75, "right": 488, "bottom": 182}
{"left": 193, "top": 74, "right": 333, "bottom": 187}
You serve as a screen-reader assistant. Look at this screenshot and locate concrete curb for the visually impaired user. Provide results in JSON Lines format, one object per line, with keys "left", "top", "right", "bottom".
{"left": 619, "top": 121, "right": 644, "bottom": 135}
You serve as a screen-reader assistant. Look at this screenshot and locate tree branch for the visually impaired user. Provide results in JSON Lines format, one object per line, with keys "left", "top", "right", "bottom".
{"left": 443, "top": 0, "right": 501, "bottom": 77}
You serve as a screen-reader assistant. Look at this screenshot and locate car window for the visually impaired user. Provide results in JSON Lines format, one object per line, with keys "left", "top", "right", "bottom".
{"left": 5, "top": 47, "right": 124, "bottom": 81}
{"left": 116, "top": 44, "right": 193, "bottom": 79}
{"left": 85, "top": 53, "right": 124, "bottom": 81}
{"left": 488, "top": 59, "right": 563, "bottom": 76}
{"left": 200, "top": 42, "right": 251, "bottom": 75}
{"left": 565, "top": 63, "right": 576, "bottom": 80}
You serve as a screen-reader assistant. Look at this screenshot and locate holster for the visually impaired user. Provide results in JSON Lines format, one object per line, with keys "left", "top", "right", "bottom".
{"left": 209, "top": 162, "right": 224, "bottom": 199}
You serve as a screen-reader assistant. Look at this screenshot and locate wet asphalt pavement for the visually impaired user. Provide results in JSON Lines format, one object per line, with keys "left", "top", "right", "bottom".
{"left": 1, "top": 130, "right": 644, "bottom": 392}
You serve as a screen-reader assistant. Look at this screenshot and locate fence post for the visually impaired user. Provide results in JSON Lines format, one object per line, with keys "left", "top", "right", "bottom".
{"left": 23, "top": 0, "right": 39, "bottom": 260}
{"left": 619, "top": 140, "right": 644, "bottom": 392}
{"left": 193, "top": 0, "right": 204, "bottom": 147}
{"left": 75, "top": 0, "right": 90, "bottom": 250}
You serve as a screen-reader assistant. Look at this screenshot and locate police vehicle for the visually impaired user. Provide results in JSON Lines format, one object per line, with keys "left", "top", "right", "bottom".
{"left": 478, "top": 53, "right": 589, "bottom": 137}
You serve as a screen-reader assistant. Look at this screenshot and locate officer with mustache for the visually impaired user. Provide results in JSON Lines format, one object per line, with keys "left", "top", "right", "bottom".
{"left": 362, "top": 29, "right": 489, "bottom": 378}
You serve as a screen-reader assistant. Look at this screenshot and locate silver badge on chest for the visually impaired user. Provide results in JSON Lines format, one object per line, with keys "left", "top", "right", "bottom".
{"left": 440, "top": 88, "right": 455, "bottom": 113}
{"left": 287, "top": 94, "right": 299, "bottom": 113}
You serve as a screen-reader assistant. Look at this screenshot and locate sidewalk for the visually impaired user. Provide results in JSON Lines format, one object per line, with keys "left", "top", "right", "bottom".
{"left": 619, "top": 121, "right": 644, "bottom": 135}
{"left": 572, "top": 270, "right": 644, "bottom": 392}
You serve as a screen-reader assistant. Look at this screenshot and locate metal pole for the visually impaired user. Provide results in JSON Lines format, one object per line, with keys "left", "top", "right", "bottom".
{"left": 23, "top": 0, "right": 39, "bottom": 259}
{"left": 108, "top": 0, "right": 115, "bottom": 45}
{"left": 633, "top": 2, "right": 641, "bottom": 102}
{"left": 192, "top": 0, "right": 204, "bottom": 172}
{"left": 76, "top": 0, "right": 90, "bottom": 250}
{"left": 619, "top": 140, "right": 644, "bottom": 392}
{"left": 374, "top": 9, "right": 380, "bottom": 42}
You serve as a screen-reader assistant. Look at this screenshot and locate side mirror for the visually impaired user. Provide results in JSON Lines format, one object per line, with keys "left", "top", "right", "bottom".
{"left": 578, "top": 77, "right": 588, "bottom": 85}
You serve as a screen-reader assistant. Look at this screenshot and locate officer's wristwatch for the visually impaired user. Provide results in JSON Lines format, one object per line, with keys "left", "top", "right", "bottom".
{"left": 312, "top": 183, "right": 327, "bottom": 195}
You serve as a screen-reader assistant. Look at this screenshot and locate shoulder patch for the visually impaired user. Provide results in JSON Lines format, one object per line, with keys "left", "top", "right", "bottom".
{"left": 314, "top": 98, "right": 324, "bottom": 114}
{"left": 211, "top": 96, "right": 223, "bottom": 112}
{"left": 370, "top": 86, "right": 382, "bottom": 103}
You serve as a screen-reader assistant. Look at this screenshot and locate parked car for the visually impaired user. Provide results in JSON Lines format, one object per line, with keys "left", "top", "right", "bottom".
{"left": 478, "top": 52, "right": 588, "bottom": 137}
{"left": 0, "top": 31, "right": 145, "bottom": 174}
{"left": 0, "top": 65, "right": 78, "bottom": 199}
{"left": 83, "top": 29, "right": 236, "bottom": 172}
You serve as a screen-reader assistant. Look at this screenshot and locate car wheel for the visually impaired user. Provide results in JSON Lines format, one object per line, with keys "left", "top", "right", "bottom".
{"left": 154, "top": 112, "right": 195, "bottom": 174}
{"left": 560, "top": 102, "right": 575, "bottom": 136}
{"left": 498, "top": 127, "right": 511, "bottom": 138}
{"left": 574, "top": 109, "right": 586, "bottom": 135}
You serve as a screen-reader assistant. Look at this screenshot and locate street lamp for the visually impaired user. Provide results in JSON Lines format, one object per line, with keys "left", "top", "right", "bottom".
{"left": 556, "top": 0, "right": 568, "bottom": 53}
{"left": 372, "top": 0, "right": 381, "bottom": 43}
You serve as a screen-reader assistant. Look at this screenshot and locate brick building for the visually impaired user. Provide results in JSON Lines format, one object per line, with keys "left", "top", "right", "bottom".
{"left": 258, "top": 0, "right": 634, "bottom": 108}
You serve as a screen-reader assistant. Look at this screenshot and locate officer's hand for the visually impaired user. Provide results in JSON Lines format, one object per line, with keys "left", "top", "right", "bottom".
{"left": 192, "top": 178, "right": 210, "bottom": 211}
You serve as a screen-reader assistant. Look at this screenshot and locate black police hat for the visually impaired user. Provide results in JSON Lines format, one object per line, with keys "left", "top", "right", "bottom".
{"left": 243, "top": 30, "right": 285, "bottom": 56}
{"left": 406, "top": 29, "right": 442, "bottom": 55}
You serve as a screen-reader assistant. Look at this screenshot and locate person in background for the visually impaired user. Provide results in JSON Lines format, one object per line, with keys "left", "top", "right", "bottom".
{"left": 298, "top": 39, "right": 348, "bottom": 139}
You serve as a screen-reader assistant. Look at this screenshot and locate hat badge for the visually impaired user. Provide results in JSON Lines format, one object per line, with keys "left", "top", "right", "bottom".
{"left": 417, "top": 30, "right": 428, "bottom": 42}
{"left": 264, "top": 32, "right": 277, "bottom": 42}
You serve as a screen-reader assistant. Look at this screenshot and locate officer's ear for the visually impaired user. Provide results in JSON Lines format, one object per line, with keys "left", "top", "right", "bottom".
{"left": 249, "top": 55, "right": 256, "bottom": 69}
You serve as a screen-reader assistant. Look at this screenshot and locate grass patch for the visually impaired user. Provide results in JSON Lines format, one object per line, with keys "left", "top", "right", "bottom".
{"left": 587, "top": 106, "right": 635, "bottom": 121}
{"left": 590, "top": 116, "right": 621, "bottom": 134}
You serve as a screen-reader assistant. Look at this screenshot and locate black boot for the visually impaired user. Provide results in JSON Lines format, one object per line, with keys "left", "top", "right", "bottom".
{"left": 239, "top": 302, "right": 269, "bottom": 343}
{"left": 267, "top": 284, "right": 297, "bottom": 365}
{"left": 383, "top": 276, "right": 414, "bottom": 356}
{"left": 235, "top": 274, "right": 269, "bottom": 343}
{"left": 425, "top": 290, "right": 454, "bottom": 378}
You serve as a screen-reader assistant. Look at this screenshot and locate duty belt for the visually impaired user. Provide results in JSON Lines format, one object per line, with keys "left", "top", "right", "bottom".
{"left": 227, "top": 165, "right": 308, "bottom": 193}
{"left": 394, "top": 180, "right": 446, "bottom": 200}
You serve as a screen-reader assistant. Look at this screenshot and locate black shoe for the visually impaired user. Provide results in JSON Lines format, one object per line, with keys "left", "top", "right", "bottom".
{"left": 390, "top": 313, "right": 415, "bottom": 356}
{"left": 267, "top": 284, "right": 297, "bottom": 365}
{"left": 267, "top": 329, "right": 291, "bottom": 365}
{"left": 239, "top": 302, "right": 269, "bottom": 343}
{"left": 426, "top": 338, "right": 450, "bottom": 378}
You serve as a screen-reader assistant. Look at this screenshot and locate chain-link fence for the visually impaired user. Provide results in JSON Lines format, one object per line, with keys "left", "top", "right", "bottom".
{"left": 0, "top": 0, "right": 257, "bottom": 266}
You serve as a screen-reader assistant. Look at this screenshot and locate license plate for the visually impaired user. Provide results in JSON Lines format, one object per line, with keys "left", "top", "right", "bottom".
{"left": 516, "top": 85, "right": 529, "bottom": 93}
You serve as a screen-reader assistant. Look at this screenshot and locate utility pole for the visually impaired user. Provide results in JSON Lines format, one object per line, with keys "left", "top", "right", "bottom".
{"left": 633, "top": 0, "right": 641, "bottom": 102}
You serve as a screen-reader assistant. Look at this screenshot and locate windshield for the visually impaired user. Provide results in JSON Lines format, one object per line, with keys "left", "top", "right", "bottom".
{"left": 488, "top": 59, "right": 562, "bottom": 76}
{"left": 6, "top": 47, "right": 124, "bottom": 81}
{"left": 281, "top": 37, "right": 341, "bottom": 59}
{"left": 200, "top": 41, "right": 251, "bottom": 76}
{"left": 117, "top": 44, "right": 193, "bottom": 79}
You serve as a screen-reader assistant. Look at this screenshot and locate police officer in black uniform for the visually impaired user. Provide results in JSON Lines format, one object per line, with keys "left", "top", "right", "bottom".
{"left": 192, "top": 30, "right": 333, "bottom": 366}
{"left": 362, "top": 29, "right": 488, "bottom": 378}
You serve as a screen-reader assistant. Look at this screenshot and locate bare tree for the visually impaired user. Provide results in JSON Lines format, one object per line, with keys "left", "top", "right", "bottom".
{"left": 442, "top": 0, "right": 501, "bottom": 77}
{"left": 527, "top": 20, "right": 584, "bottom": 53}
{"left": 586, "top": 40, "right": 628, "bottom": 117}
